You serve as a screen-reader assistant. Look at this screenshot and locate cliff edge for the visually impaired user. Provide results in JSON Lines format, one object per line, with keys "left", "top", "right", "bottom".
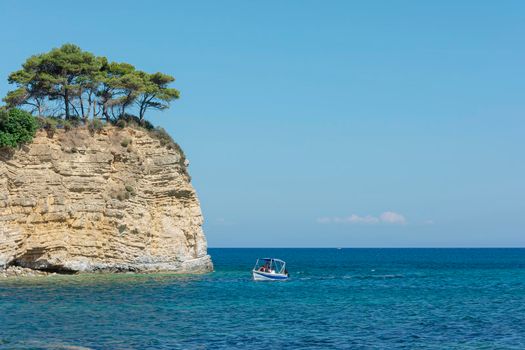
{"left": 0, "top": 126, "right": 212, "bottom": 274}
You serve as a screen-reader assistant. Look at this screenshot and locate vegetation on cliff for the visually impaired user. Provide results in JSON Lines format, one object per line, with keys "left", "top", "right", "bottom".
{"left": 4, "top": 44, "right": 179, "bottom": 122}
{"left": 0, "top": 45, "right": 184, "bottom": 159}
{"left": 0, "top": 108, "right": 38, "bottom": 148}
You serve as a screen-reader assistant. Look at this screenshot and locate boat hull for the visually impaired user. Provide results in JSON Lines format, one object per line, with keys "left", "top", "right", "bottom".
{"left": 252, "top": 270, "right": 288, "bottom": 281}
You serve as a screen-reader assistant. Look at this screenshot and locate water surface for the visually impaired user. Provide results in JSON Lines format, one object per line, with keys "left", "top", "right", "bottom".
{"left": 1, "top": 248, "right": 524, "bottom": 349}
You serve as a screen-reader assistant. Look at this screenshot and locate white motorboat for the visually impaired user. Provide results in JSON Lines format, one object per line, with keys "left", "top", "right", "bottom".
{"left": 252, "top": 258, "right": 289, "bottom": 281}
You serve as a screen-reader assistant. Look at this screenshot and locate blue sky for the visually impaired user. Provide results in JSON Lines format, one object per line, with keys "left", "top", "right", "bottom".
{"left": 1, "top": 1, "right": 524, "bottom": 247}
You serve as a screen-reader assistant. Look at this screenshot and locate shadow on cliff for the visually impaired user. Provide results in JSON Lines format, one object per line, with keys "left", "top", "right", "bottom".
{"left": 12, "top": 248, "right": 77, "bottom": 274}
{"left": 0, "top": 147, "right": 16, "bottom": 161}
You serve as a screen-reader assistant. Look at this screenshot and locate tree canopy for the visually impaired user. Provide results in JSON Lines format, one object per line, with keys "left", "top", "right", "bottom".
{"left": 3, "top": 44, "right": 180, "bottom": 123}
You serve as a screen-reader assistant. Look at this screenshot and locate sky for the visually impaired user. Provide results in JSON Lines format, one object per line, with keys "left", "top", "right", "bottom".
{"left": 0, "top": 1, "right": 524, "bottom": 247}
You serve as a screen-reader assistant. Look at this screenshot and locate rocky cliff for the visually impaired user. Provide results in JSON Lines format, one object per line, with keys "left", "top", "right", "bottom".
{"left": 0, "top": 126, "right": 212, "bottom": 274}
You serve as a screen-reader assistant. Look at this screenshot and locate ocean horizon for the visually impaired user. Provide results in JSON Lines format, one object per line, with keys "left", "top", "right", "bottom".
{"left": 1, "top": 248, "right": 523, "bottom": 349}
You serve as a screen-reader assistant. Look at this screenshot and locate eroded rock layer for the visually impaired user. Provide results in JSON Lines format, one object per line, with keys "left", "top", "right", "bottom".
{"left": 0, "top": 127, "right": 212, "bottom": 273}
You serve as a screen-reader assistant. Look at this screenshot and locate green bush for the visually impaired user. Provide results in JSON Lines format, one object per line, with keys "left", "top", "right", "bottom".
{"left": 142, "top": 119, "right": 154, "bottom": 131}
{"left": 62, "top": 117, "right": 82, "bottom": 131}
{"left": 120, "top": 138, "right": 132, "bottom": 147}
{"left": 125, "top": 185, "right": 136, "bottom": 196}
{"left": 0, "top": 132, "right": 16, "bottom": 147}
{"left": 0, "top": 108, "right": 38, "bottom": 148}
{"left": 88, "top": 118, "right": 104, "bottom": 135}
{"left": 149, "top": 127, "right": 174, "bottom": 147}
{"left": 63, "top": 120, "right": 72, "bottom": 131}
{"left": 69, "top": 117, "right": 82, "bottom": 128}
{"left": 37, "top": 116, "right": 82, "bottom": 134}
{"left": 114, "top": 114, "right": 154, "bottom": 131}
{"left": 115, "top": 119, "right": 127, "bottom": 128}
{"left": 37, "top": 117, "right": 58, "bottom": 136}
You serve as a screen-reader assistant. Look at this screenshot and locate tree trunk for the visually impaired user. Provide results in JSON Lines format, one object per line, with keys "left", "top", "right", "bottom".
{"left": 110, "top": 106, "right": 117, "bottom": 121}
{"left": 139, "top": 101, "right": 145, "bottom": 121}
{"left": 79, "top": 88, "right": 86, "bottom": 123}
{"left": 138, "top": 94, "right": 152, "bottom": 121}
{"left": 37, "top": 100, "right": 43, "bottom": 118}
{"left": 64, "top": 88, "right": 70, "bottom": 119}
{"left": 84, "top": 90, "right": 92, "bottom": 122}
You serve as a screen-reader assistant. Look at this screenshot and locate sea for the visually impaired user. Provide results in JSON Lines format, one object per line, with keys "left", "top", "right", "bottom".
{"left": 0, "top": 248, "right": 523, "bottom": 349}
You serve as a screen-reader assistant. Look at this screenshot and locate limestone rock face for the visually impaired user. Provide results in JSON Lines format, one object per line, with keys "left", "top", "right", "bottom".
{"left": 0, "top": 127, "right": 212, "bottom": 273}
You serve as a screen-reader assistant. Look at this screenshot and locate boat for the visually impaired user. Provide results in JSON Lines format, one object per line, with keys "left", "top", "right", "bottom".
{"left": 252, "top": 258, "right": 289, "bottom": 281}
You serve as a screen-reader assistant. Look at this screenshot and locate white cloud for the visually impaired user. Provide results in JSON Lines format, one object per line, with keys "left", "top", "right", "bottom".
{"left": 345, "top": 214, "right": 380, "bottom": 224}
{"left": 317, "top": 215, "right": 379, "bottom": 224}
{"left": 379, "top": 211, "right": 406, "bottom": 224}
{"left": 316, "top": 211, "right": 406, "bottom": 225}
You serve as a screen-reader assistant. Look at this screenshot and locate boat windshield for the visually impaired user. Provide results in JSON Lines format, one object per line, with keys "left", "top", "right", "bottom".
{"left": 253, "top": 258, "right": 286, "bottom": 274}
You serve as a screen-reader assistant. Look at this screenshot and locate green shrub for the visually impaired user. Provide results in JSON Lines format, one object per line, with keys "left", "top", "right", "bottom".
{"left": 115, "top": 119, "right": 127, "bottom": 128}
{"left": 0, "top": 108, "right": 38, "bottom": 148}
{"left": 94, "top": 118, "right": 104, "bottom": 129}
{"left": 142, "top": 119, "right": 154, "bottom": 131}
{"left": 69, "top": 117, "right": 82, "bottom": 128}
{"left": 37, "top": 117, "right": 58, "bottom": 137}
{"left": 120, "top": 138, "right": 131, "bottom": 147}
{"left": 88, "top": 118, "right": 104, "bottom": 135}
{"left": 62, "top": 117, "right": 82, "bottom": 131}
{"left": 114, "top": 114, "right": 154, "bottom": 131}
{"left": 149, "top": 127, "right": 175, "bottom": 147}
{"left": 63, "top": 120, "right": 72, "bottom": 131}
{"left": 0, "top": 132, "right": 16, "bottom": 148}
{"left": 37, "top": 116, "right": 83, "bottom": 134}
{"left": 125, "top": 185, "right": 136, "bottom": 196}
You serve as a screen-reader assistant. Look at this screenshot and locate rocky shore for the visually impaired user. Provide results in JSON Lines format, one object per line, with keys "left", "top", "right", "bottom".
{"left": 1, "top": 266, "right": 54, "bottom": 278}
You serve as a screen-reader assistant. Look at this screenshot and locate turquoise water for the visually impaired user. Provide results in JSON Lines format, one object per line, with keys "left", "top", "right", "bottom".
{"left": 0, "top": 248, "right": 524, "bottom": 349}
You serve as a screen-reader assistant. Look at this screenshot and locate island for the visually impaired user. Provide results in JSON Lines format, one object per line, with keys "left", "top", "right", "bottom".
{"left": 0, "top": 44, "right": 212, "bottom": 276}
